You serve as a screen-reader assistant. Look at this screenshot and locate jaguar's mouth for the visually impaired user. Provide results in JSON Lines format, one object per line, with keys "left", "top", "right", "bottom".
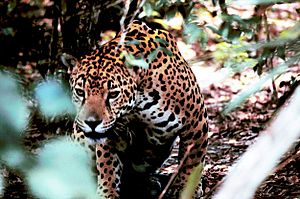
{"left": 84, "top": 131, "right": 111, "bottom": 140}
{"left": 83, "top": 122, "right": 115, "bottom": 140}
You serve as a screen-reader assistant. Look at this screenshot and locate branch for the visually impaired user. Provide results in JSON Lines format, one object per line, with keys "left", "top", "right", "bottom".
{"left": 158, "top": 143, "right": 194, "bottom": 199}
{"left": 213, "top": 86, "right": 300, "bottom": 199}
{"left": 118, "top": 0, "right": 146, "bottom": 47}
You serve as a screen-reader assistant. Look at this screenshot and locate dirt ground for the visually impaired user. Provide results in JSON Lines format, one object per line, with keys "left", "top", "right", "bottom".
{"left": 197, "top": 65, "right": 300, "bottom": 199}
{"left": 1, "top": 63, "right": 300, "bottom": 199}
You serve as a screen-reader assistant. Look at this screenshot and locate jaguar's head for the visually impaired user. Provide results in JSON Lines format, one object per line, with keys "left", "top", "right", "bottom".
{"left": 62, "top": 52, "right": 137, "bottom": 140}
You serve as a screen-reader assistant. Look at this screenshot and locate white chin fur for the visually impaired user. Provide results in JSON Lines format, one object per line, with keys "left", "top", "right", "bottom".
{"left": 87, "top": 137, "right": 108, "bottom": 145}
{"left": 95, "top": 125, "right": 107, "bottom": 133}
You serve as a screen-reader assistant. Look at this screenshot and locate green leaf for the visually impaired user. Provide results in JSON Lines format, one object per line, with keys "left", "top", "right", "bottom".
{"left": 232, "top": 23, "right": 300, "bottom": 55}
{"left": 7, "top": 0, "right": 16, "bottom": 13}
{"left": 254, "top": 60, "right": 265, "bottom": 76}
{"left": 161, "top": 47, "right": 173, "bottom": 57}
{"left": 35, "top": 79, "right": 75, "bottom": 117}
{"left": 261, "top": 47, "right": 274, "bottom": 61}
{"left": 183, "top": 23, "right": 207, "bottom": 45}
{"left": 220, "top": 24, "right": 230, "bottom": 39}
{"left": 206, "top": 25, "right": 220, "bottom": 34}
{"left": 277, "top": 46, "right": 286, "bottom": 60}
{"left": 180, "top": 163, "right": 204, "bottom": 199}
{"left": 147, "top": 47, "right": 173, "bottom": 63}
{"left": 122, "top": 52, "right": 148, "bottom": 69}
{"left": 125, "top": 39, "right": 141, "bottom": 46}
{"left": 27, "top": 137, "right": 97, "bottom": 199}
{"left": 166, "top": 9, "right": 177, "bottom": 20}
{"left": 2, "top": 27, "right": 14, "bottom": 36}
{"left": 128, "top": 58, "right": 148, "bottom": 68}
{"left": 155, "top": 38, "right": 169, "bottom": 45}
{"left": 143, "top": 2, "right": 153, "bottom": 17}
{"left": 148, "top": 49, "right": 159, "bottom": 63}
{"left": 221, "top": 14, "right": 247, "bottom": 26}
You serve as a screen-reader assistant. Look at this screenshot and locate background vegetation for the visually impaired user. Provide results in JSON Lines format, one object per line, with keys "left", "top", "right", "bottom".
{"left": 0, "top": 0, "right": 299, "bottom": 198}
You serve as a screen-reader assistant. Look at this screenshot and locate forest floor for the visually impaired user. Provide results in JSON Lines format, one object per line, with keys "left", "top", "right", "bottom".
{"left": 1, "top": 60, "right": 300, "bottom": 199}
{"left": 194, "top": 63, "right": 300, "bottom": 199}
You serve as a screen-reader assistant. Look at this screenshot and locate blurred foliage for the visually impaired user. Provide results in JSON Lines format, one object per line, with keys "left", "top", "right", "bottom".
{"left": 0, "top": 72, "right": 29, "bottom": 170}
{"left": 0, "top": 70, "right": 95, "bottom": 198}
{"left": 122, "top": 51, "right": 149, "bottom": 69}
{"left": 142, "top": 0, "right": 209, "bottom": 46}
{"left": 27, "top": 137, "right": 97, "bottom": 199}
{"left": 143, "top": 0, "right": 300, "bottom": 112}
{"left": 222, "top": 3, "right": 300, "bottom": 112}
{"left": 35, "top": 79, "right": 75, "bottom": 117}
{"left": 0, "top": 72, "right": 28, "bottom": 135}
{"left": 184, "top": 23, "right": 208, "bottom": 46}
{"left": 122, "top": 37, "right": 173, "bottom": 69}
{"left": 1, "top": 0, "right": 300, "bottom": 198}
{"left": 208, "top": 13, "right": 261, "bottom": 41}
{"left": 224, "top": 53, "right": 299, "bottom": 113}
{"left": 213, "top": 40, "right": 258, "bottom": 72}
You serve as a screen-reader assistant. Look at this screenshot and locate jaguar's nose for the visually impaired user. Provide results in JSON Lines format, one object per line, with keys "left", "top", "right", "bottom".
{"left": 84, "top": 120, "right": 102, "bottom": 132}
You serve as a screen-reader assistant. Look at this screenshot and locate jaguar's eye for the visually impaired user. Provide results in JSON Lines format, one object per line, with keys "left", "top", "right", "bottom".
{"left": 108, "top": 91, "right": 120, "bottom": 99}
{"left": 75, "top": 88, "right": 85, "bottom": 97}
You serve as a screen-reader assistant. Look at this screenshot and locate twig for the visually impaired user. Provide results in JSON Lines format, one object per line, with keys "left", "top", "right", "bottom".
{"left": 106, "top": 0, "right": 124, "bottom": 9}
{"left": 128, "top": 0, "right": 146, "bottom": 25}
{"left": 158, "top": 143, "right": 194, "bottom": 199}
{"left": 263, "top": 11, "right": 278, "bottom": 99}
{"left": 257, "top": 149, "right": 300, "bottom": 190}
{"left": 118, "top": 0, "right": 131, "bottom": 48}
{"left": 118, "top": 0, "right": 146, "bottom": 48}
{"left": 272, "top": 149, "right": 300, "bottom": 174}
{"left": 203, "top": 179, "right": 224, "bottom": 199}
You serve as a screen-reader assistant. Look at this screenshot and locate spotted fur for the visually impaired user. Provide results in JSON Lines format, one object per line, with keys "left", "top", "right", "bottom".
{"left": 66, "top": 20, "right": 208, "bottom": 198}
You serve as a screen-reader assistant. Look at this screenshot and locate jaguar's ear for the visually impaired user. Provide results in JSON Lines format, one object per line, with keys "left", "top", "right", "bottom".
{"left": 61, "top": 53, "right": 78, "bottom": 74}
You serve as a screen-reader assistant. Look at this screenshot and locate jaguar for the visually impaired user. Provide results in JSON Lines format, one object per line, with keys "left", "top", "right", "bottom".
{"left": 62, "top": 20, "right": 208, "bottom": 198}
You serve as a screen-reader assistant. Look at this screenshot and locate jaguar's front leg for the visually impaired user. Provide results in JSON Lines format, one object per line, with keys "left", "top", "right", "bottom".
{"left": 95, "top": 142, "right": 123, "bottom": 199}
{"left": 73, "top": 124, "right": 123, "bottom": 199}
{"left": 166, "top": 120, "right": 208, "bottom": 199}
